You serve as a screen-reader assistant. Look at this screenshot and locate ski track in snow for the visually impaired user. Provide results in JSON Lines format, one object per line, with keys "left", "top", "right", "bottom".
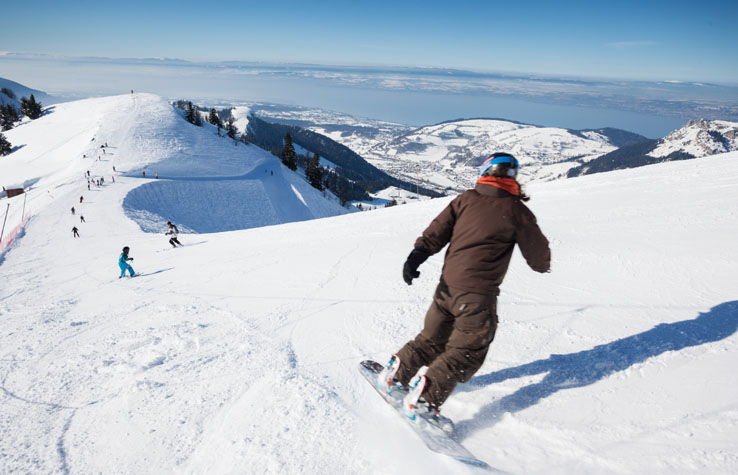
{"left": 1, "top": 94, "right": 738, "bottom": 474}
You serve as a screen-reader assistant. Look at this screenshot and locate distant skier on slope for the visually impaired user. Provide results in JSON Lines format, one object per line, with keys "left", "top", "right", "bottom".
{"left": 118, "top": 246, "right": 135, "bottom": 278}
{"left": 71, "top": 206, "right": 75, "bottom": 215}
{"left": 380, "top": 152, "right": 551, "bottom": 421}
{"left": 72, "top": 226, "right": 79, "bottom": 238}
{"left": 165, "top": 221, "right": 182, "bottom": 248}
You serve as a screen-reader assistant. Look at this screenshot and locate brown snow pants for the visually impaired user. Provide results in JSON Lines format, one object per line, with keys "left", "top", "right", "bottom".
{"left": 395, "top": 281, "right": 498, "bottom": 407}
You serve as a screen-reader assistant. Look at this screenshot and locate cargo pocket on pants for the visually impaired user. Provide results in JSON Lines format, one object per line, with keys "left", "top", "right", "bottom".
{"left": 448, "top": 294, "right": 497, "bottom": 350}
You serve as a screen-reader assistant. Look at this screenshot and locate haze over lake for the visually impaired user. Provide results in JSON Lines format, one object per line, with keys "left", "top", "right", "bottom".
{"left": 3, "top": 54, "right": 736, "bottom": 138}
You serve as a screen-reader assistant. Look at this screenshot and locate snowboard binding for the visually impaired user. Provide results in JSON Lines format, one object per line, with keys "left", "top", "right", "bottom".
{"left": 376, "top": 354, "right": 405, "bottom": 394}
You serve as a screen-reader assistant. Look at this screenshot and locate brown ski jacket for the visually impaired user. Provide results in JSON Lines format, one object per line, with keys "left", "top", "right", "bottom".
{"left": 415, "top": 183, "right": 550, "bottom": 295}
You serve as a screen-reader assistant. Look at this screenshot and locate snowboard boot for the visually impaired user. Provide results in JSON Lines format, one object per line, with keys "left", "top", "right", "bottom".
{"left": 402, "top": 375, "right": 454, "bottom": 434}
{"left": 377, "top": 354, "right": 405, "bottom": 394}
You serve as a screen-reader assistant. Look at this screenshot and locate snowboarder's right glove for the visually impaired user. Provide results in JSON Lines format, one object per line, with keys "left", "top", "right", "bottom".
{"left": 403, "top": 247, "right": 430, "bottom": 285}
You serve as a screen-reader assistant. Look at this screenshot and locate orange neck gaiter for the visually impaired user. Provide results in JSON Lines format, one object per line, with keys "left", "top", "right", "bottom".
{"left": 476, "top": 176, "right": 520, "bottom": 196}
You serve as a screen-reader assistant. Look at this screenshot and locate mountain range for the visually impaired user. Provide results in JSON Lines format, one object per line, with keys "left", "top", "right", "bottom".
{"left": 3, "top": 77, "right": 738, "bottom": 198}
{"left": 247, "top": 102, "right": 738, "bottom": 193}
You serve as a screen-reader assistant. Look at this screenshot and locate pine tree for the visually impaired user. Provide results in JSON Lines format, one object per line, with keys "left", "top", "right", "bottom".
{"left": 280, "top": 133, "right": 297, "bottom": 171}
{"left": 184, "top": 101, "right": 196, "bottom": 124}
{"left": 208, "top": 108, "right": 221, "bottom": 127}
{"left": 1, "top": 105, "right": 19, "bottom": 131}
{"left": 305, "top": 152, "right": 314, "bottom": 181}
{"left": 20, "top": 94, "right": 42, "bottom": 120}
{"left": 335, "top": 167, "right": 348, "bottom": 205}
{"left": 308, "top": 152, "right": 323, "bottom": 190}
{"left": 0, "top": 132, "right": 12, "bottom": 156}
{"left": 193, "top": 107, "right": 203, "bottom": 126}
{"left": 226, "top": 117, "right": 237, "bottom": 139}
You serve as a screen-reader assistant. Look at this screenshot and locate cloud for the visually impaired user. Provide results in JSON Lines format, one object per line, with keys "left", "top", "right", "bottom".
{"left": 606, "top": 41, "right": 660, "bottom": 48}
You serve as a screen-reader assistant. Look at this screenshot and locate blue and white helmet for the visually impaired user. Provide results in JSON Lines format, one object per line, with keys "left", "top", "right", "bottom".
{"left": 479, "top": 153, "right": 519, "bottom": 178}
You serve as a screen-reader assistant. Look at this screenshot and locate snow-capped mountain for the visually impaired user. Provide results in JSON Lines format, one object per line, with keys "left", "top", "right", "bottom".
{"left": 650, "top": 119, "right": 738, "bottom": 158}
{"left": 245, "top": 104, "right": 649, "bottom": 194}
{"left": 361, "top": 119, "right": 647, "bottom": 193}
{"left": 568, "top": 119, "right": 738, "bottom": 177}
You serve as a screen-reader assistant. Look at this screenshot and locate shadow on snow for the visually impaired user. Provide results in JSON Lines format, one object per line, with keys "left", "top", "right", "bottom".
{"left": 455, "top": 300, "right": 738, "bottom": 440}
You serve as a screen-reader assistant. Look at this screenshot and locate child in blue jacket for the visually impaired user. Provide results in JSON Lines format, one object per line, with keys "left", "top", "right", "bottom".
{"left": 118, "top": 246, "right": 135, "bottom": 278}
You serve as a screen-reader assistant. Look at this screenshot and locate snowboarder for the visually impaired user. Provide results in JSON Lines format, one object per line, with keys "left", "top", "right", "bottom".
{"left": 165, "top": 221, "right": 182, "bottom": 247}
{"left": 80, "top": 216, "right": 85, "bottom": 223}
{"left": 71, "top": 206, "right": 75, "bottom": 215}
{"left": 118, "top": 246, "right": 135, "bottom": 278}
{"left": 72, "top": 226, "right": 79, "bottom": 238}
{"left": 380, "top": 153, "right": 551, "bottom": 421}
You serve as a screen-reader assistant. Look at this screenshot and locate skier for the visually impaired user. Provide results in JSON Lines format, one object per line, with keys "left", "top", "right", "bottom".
{"left": 71, "top": 206, "right": 75, "bottom": 215}
{"left": 118, "top": 246, "right": 135, "bottom": 278}
{"left": 165, "top": 221, "right": 182, "bottom": 247}
{"left": 80, "top": 216, "right": 85, "bottom": 223}
{"left": 80, "top": 195, "right": 84, "bottom": 203}
{"left": 72, "top": 226, "right": 79, "bottom": 238}
{"left": 380, "top": 153, "right": 551, "bottom": 421}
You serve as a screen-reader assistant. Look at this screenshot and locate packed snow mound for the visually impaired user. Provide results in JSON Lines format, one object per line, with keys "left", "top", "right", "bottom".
{"left": 0, "top": 92, "right": 347, "bottom": 234}
{"left": 649, "top": 119, "right": 738, "bottom": 158}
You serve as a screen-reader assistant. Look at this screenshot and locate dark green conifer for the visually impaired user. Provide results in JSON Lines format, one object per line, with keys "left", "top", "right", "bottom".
{"left": 20, "top": 94, "right": 42, "bottom": 120}
{"left": 0, "top": 132, "right": 12, "bottom": 156}
{"left": 280, "top": 133, "right": 297, "bottom": 171}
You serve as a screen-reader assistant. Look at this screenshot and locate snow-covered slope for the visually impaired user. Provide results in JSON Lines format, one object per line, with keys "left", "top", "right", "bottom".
{"left": 1, "top": 122, "right": 737, "bottom": 474}
{"left": 0, "top": 93, "right": 347, "bottom": 237}
{"left": 649, "top": 119, "right": 738, "bottom": 158}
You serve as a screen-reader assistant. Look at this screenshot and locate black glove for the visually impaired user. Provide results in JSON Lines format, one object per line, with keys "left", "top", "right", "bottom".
{"left": 403, "top": 248, "right": 430, "bottom": 285}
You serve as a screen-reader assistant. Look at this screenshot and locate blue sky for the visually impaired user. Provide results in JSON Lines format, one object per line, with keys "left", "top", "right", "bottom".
{"left": 2, "top": 0, "right": 737, "bottom": 83}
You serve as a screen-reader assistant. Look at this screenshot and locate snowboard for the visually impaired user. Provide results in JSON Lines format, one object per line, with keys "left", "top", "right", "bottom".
{"left": 359, "top": 360, "right": 493, "bottom": 470}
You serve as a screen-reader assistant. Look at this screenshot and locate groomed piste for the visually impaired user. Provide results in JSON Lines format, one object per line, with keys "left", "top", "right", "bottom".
{"left": 1, "top": 94, "right": 737, "bottom": 474}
